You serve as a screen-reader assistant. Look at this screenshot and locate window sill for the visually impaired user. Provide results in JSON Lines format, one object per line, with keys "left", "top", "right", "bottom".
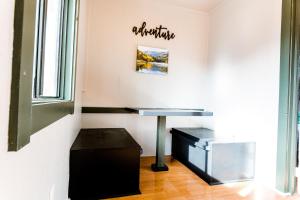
{"left": 31, "top": 101, "right": 74, "bottom": 134}
{"left": 32, "top": 99, "right": 70, "bottom": 104}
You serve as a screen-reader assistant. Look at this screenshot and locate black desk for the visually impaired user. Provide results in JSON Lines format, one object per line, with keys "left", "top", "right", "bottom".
{"left": 126, "top": 108, "right": 213, "bottom": 172}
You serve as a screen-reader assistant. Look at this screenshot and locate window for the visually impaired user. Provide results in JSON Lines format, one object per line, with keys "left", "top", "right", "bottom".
{"left": 33, "top": 0, "right": 75, "bottom": 101}
{"left": 8, "top": 0, "right": 79, "bottom": 151}
{"left": 34, "top": 0, "right": 64, "bottom": 98}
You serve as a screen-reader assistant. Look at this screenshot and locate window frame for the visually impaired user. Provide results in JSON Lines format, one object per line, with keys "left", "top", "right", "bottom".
{"left": 276, "top": 0, "right": 300, "bottom": 194}
{"left": 8, "top": 0, "right": 79, "bottom": 151}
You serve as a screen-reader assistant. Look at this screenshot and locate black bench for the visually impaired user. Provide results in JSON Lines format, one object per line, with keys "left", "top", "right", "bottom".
{"left": 171, "top": 128, "right": 255, "bottom": 185}
{"left": 68, "top": 128, "right": 142, "bottom": 200}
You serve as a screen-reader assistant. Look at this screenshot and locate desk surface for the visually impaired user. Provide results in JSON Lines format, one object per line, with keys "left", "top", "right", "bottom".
{"left": 126, "top": 108, "right": 213, "bottom": 116}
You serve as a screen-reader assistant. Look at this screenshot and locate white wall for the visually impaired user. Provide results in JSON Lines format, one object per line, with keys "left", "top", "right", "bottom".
{"left": 208, "top": 0, "right": 282, "bottom": 187}
{"left": 82, "top": 0, "right": 283, "bottom": 188}
{"left": 82, "top": 0, "right": 213, "bottom": 156}
{"left": 0, "top": 1, "right": 87, "bottom": 200}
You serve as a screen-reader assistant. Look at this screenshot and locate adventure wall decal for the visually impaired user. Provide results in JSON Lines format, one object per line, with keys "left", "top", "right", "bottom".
{"left": 132, "top": 22, "right": 175, "bottom": 41}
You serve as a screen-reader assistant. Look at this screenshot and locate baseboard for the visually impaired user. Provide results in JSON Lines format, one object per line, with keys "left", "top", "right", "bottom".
{"left": 272, "top": 188, "right": 292, "bottom": 196}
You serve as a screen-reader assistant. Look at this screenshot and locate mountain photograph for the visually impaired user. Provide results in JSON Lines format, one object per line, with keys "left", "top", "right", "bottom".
{"left": 136, "top": 46, "right": 169, "bottom": 75}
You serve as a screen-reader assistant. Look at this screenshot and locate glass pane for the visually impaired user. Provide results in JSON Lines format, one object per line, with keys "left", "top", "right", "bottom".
{"left": 41, "top": 0, "right": 62, "bottom": 97}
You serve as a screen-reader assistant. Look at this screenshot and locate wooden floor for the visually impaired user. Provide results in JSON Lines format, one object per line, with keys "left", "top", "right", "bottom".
{"left": 108, "top": 157, "right": 300, "bottom": 200}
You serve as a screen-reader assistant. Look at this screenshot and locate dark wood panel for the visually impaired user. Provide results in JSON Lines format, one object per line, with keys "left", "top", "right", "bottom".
{"left": 81, "top": 107, "right": 210, "bottom": 115}
{"left": 82, "top": 107, "right": 134, "bottom": 114}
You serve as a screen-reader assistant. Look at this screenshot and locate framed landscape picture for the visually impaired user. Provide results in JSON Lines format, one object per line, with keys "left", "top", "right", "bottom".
{"left": 136, "top": 46, "right": 168, "bottom": 75}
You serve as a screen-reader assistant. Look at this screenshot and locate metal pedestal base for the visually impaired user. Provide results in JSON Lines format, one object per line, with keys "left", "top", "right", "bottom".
{"left": 151, "top": 163, "right": 169, "bottom": 172}
{"left": 151, "top": 116, "right": 169, "bottom": 172}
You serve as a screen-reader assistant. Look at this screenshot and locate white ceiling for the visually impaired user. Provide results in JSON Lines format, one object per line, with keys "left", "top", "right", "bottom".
{"left": 159, "top": 0, "right": 225, "bottom": 12}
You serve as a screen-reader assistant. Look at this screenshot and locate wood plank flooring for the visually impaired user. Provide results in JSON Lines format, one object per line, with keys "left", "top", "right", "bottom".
{"left": 108, "top": 157, "right": 300, "bottom": 200}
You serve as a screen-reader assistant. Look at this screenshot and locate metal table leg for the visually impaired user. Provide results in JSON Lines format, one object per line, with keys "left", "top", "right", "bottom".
{"left": 151, "top": 116, "right": 169, "bottom": 172}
